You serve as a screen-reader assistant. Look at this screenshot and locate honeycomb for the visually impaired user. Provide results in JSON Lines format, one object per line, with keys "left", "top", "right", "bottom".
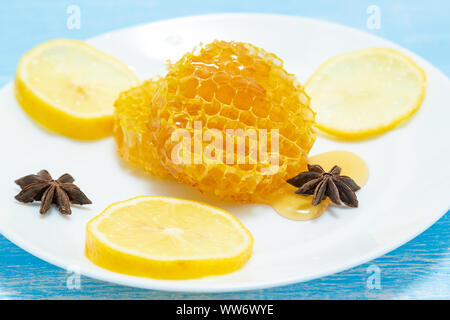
{"left": 113, "top": 78, "right": 170, "bottom": 178}
{"left": 149, "top": 41, "right": 316, "bottom": 202}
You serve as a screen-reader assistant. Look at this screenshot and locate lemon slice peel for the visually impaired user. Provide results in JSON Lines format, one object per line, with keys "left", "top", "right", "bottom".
{"left": 305, "top": 47, "right": 426, "bottom": 140}
{"left": 15, "top": 39, "right": 139, "bottom": 140}
{"left": 85, "top": 196, "right": 253, "bottom": 279}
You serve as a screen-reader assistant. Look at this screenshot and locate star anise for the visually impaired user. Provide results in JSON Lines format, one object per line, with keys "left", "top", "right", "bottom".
{"left": 14, "top": 170, "right": 92, "bottom": 215}
{"left": 287, "top": 164, "right": 360, "bottom": 207}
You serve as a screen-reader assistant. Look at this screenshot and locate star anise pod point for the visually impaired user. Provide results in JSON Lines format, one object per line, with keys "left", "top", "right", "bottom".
{"left": 287, "top": 164, "right": 360, "bottom": 208}
{"left": 14, "top": 170, "right": 92, "bottom": 215}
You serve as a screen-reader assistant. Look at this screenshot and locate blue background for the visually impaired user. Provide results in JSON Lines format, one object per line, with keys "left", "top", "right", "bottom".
{"left": 0, "top": 0, "right": 448, "bottom": 299}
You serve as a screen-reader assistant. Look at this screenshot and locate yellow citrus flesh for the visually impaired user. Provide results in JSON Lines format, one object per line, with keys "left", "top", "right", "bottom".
{"left": 15, "top": 39, "right": 139, "bottom": 140}
{"left": 150, "top": 41, "right": 316, "bottom": 202}
{"left": 85, "top": 196, "right": 253, "bottom": 279}
{"left": 113, "top": 78, "right": 170, "bottom": 178}
{"left": 305, "top": 47, "right": 426, "bottom": 140}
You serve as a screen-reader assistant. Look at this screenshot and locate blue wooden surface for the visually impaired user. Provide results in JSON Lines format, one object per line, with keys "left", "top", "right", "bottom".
{"left": 0, "top": 0, "right": 449, "bottom": 299}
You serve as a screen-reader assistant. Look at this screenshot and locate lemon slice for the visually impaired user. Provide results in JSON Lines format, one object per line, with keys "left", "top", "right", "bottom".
{"left": 85, "top": 196, "right": 253, "bottom": 279}
{"left": 15, "top": 39, "right": 139, "bottom": 140}
{"left": 305, "top": 48, "right": 426, "bottom": 139}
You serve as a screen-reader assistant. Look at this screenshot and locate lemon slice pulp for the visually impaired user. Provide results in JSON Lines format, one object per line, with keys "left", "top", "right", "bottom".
{"left": 305, "top": 47, "right": 426, "bottom": 139}
{"left": 15, "top": 39, "right": 139, "bottom": 140}
{"left": 85, "top": 196, "right": 253, "bottom": 279}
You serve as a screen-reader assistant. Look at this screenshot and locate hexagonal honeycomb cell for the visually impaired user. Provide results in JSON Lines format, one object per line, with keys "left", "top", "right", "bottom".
{"left": 113, "top": 78, "right": 170, "bottom": 178}
{"left": 149, "top": 41, "right": 316, "bottom": 202}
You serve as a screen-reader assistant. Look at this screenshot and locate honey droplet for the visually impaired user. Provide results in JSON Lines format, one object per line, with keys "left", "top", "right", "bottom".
{"left": 308, "top": 150, "right": 369, "bottom": 187}
{"left": 264, "top": 150, "right": 369, "bottom": 221}
{"left": 266, "top": 184, "right": 329, "bottom": 221}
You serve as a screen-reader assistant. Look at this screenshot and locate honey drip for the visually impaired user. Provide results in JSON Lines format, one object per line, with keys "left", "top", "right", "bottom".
{"left": 263, "top": 150, "right": 369, "bottom": 221}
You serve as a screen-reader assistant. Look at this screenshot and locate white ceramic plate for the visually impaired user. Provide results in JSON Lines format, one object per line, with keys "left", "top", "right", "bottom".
{"left": 1, "top": 14, "right": 449, "bottom": 292}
